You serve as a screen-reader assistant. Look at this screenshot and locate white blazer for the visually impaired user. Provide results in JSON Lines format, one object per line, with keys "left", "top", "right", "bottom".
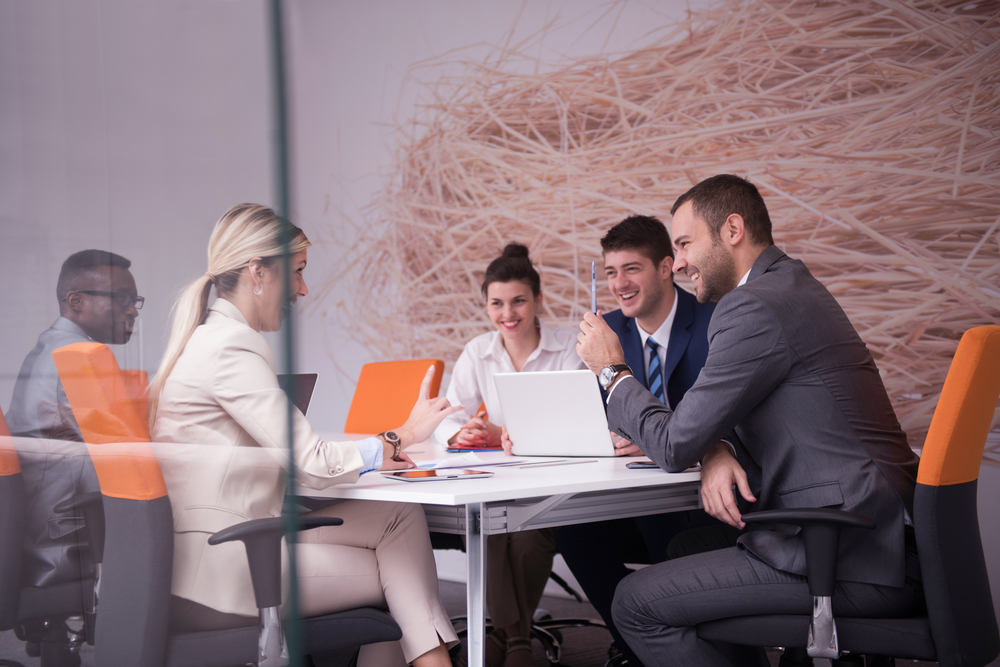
{"left": 152, "top": 298, "right": 363, "bottom": 616}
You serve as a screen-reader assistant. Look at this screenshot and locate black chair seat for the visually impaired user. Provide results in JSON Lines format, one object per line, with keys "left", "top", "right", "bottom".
{"left": 299, "top": 607, "right": 401, "bottom": 653}
{"left": 697, "top": 614, "right": 937, "bottom": 660}
{"left": 165, "top": 607, "right": 401, "bottom": 667}
{"left": 16, "top": 579, "right": 93, "bottom": 622}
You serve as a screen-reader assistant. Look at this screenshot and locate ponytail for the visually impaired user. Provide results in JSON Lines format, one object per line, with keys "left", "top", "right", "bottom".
{"left": 147, "top": 204, "right": 310, "bottom": 430}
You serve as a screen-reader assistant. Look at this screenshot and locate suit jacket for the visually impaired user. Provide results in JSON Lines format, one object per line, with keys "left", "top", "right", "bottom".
{"left": 604, "top": 286, "right": 715, "bottom": 409}
{"left": 152, "top": 298, "right": 364, "bottom": 617}
{"left": 608, "top": 246, "right": 919, "bottom": 588}
{"left": 6, "top": 317, "right": 100, "bottom": 587}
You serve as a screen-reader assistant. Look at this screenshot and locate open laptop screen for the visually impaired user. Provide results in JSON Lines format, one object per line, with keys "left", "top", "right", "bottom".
{"left": 277, "top": 373, "right": 319, "bottom": 416}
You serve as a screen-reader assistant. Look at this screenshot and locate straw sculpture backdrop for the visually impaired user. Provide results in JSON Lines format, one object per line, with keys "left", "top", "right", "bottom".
{"left": 318, "top": 0, "right": 1000, "bottom": 448}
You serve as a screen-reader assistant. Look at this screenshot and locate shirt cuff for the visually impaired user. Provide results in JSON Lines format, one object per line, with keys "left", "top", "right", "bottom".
{"left": 605, "top": 373, "right": 637, "bottom": 404}
{"left": 356, "top": 436, "right": 384, "bottom": 474}
{"left": 719, "top": 439, "right": 737, "bottom": 458}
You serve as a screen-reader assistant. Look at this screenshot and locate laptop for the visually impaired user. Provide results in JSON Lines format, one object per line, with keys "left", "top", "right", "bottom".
{"left": 277, "top": 373, "right": 319, "bottom": 415}
{"left": 493, "top": 370, "right": 616, "bottom": 457}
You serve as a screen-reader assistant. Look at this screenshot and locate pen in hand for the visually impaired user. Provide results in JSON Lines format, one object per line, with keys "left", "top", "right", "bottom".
{"left": 591, "top": 261, "right": 597, "bottom": 314}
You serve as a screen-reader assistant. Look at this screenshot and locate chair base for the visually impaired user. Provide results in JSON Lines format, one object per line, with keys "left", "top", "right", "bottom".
{"left": 697, "top": 614, "right": 936, "bottom": 662}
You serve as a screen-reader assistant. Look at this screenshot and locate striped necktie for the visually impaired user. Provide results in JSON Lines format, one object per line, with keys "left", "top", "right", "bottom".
{"left": 646, "top": 337, "right": 665, "bottom": 404}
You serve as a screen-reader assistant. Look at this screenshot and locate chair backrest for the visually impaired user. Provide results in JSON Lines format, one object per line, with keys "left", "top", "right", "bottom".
{"left": 52, "top": 342, "right": 150, "bottom": 444}
{"left": 915, "top": 325, "right": 1000, "bottom": 667}
{"left": 344, "top": 359, "right": 444, "bottom": 434}
{"left": 53, "top": 342, "right": 174, "bottom": 666}
{"left": 0, "top": 407, "right": 27, "bottom": 631}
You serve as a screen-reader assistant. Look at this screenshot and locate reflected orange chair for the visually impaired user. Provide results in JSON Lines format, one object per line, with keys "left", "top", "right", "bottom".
{"left": 344, "top": 359, "right": 444, "bottom": 434}
{"left": 52, "top": 342, "right": 150, "bottom": 445}
{"left": 0, "top": 407, "right": 25, "bottom": 633}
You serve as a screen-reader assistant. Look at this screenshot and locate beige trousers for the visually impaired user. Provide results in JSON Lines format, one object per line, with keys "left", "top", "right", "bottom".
{"left": 485, "top": 528, "right": 558, "bottom": 638}
{"left": 297, "top": 499, "right": 458, "bottom": 666}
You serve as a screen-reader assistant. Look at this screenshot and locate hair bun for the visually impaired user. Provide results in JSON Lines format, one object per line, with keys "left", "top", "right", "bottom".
{"left": 501, "top": 242, "right": 530, "bottom": 260}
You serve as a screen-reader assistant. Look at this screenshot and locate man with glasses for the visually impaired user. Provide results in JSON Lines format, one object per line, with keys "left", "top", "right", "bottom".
{"left": 6, "top": 249, "right": 143, "bottom": 593}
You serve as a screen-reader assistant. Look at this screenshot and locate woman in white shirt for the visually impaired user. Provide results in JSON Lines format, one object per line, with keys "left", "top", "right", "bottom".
{"left": 434, "top": 243, "right": 584, "bottom": 667}
{"left": 149, "top": 204, "right": 461, "bottom": 667}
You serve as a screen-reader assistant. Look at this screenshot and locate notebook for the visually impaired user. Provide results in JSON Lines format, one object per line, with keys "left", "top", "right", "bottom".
{"left": 493, "top": 370, "right": 616, "bottom": 457}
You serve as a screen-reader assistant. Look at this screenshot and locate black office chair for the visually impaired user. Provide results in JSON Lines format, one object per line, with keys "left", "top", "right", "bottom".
{"left": 0, "top": 411, "right": 101, "bottom": 667}
{"left": 697, "top": 324, "right": 1000, "bottom": 666}
{"left": 51, "top": 341, "right": 403, "bottom": 666}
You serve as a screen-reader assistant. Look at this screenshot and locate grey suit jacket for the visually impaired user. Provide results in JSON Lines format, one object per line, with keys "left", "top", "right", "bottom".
{"left": 607, "top": 246, "right": 919, "bottom": 588}
{"left": 5, "top": 317, "right": 100, "bottom": 587}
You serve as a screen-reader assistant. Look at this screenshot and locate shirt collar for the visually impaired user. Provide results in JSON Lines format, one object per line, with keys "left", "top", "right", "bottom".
{"left": 481, "top": 319, "right": 557, "bottom": 362}
{"left": 52, "top": 316, "right": 92, "bottom": 340}
{"left": 636, "top": 285, "right": 678, "bottom": 349}
{"left": 737, "top": 268, "right": 752, "bottom": 287}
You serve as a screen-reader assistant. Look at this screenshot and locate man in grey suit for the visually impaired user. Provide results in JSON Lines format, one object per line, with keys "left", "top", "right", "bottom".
{"left": 6, "top": 249, "right": 142, "bottom": 588}
{"left": 576, "top": 175, "right": 922, "bottom": 666}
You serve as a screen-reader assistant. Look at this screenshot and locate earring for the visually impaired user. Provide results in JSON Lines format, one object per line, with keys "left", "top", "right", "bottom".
{"left": 254, "top": 284, "right": 263, "bottom": 296}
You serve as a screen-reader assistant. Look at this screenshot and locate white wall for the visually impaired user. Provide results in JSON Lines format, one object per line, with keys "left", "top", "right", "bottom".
{"left": 0, "top": 0, "right": 275, "bottom": 406}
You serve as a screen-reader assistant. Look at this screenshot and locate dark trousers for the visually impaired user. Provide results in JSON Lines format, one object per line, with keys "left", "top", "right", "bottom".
{"left": 612, "top": 527, "right": 924, "bottom": 666}
{"left": 555, "top": 510, "right": 716, "bottom": 666}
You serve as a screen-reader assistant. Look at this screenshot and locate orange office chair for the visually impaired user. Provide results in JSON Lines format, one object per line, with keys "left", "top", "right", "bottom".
{"left": 344, "top": 359, "right": 445, "bottom": 433}
{"left": 52, "top": 342, "right": 401, "bottom": 666}
{"left": 697, "top": 325, "right": 1000, "bottom": 666}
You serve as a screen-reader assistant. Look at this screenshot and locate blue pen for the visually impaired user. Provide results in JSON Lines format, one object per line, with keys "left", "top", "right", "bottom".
{"left": 591, "top": 261, "right": 597, "bottom": 313}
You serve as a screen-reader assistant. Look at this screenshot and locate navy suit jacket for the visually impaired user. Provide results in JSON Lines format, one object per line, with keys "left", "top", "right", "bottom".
{"left": 603, "top": 286, "right": 714, "bottom": 410}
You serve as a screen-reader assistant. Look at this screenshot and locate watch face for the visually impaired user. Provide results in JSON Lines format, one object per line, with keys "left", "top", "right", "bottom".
{"left": 599, "top": 367, "right": 616, "bottom": 389}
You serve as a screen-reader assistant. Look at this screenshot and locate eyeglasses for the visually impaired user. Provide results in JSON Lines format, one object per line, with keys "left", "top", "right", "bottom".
{"left": 65, "top": 290, "right": 145, "bottom": 310}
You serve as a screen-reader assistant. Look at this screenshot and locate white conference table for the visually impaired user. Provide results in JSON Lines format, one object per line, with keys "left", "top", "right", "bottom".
{"left": 304, "top": 436, "right": 702, "bottom": 667}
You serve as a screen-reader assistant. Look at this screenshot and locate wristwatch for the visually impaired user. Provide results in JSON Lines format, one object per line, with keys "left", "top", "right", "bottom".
{"left": 599, "top": 364, "right": 632, "bottom": 391}
{"left": 379, "top": 431, "right": 403, "bottom": 461}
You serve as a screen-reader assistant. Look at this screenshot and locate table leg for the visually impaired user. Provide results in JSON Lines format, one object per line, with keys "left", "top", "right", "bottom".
{"left": 465, "top": 501, "right": 486, "bottom": 667}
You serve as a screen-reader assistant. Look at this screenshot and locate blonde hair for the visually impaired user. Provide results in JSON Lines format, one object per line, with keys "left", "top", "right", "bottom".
{"left": 148, "top": 203, "right": 311, "bottom": 428}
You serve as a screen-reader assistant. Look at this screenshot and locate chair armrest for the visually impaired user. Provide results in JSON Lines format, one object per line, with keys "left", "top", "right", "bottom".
{"left": 208, "top": 516, "right": 343, "bottom": 610}
{"left": 53, "top": 491, "right": 106, "bottom": 565}
{"left": 742, "top": 508, "right": 875, "bottom": 597}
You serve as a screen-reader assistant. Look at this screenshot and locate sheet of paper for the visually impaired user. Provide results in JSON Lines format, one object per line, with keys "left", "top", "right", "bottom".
{"left": 416, "top": 453, "right": 532, "bottom": 469}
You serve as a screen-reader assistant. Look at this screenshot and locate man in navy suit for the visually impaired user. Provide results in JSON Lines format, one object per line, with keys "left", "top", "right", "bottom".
{"left": 555, "top": 215, "right": 718, "bottom": 666}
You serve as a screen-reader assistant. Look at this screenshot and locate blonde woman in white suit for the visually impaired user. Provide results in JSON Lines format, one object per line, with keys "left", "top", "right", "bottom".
{"left": 148, "top": 203, "right": 463, "bottom": 667}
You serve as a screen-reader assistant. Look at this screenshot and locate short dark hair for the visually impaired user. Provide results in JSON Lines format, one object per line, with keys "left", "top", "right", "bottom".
{"left": 57, "top": 249, "right": 132, "bottom": 304}
{"left": 600, "top": 215, "right": 674, "bottom": 266}
{"left": 670, "top": 174, "right": 774, "bottom": 247}
{"left": 481, "top": 243, "right": 541, "bottom": 298}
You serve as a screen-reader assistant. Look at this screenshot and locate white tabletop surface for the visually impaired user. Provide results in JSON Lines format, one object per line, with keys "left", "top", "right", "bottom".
{"left": 302, "top": 433, "right": 701, "bottom": 506}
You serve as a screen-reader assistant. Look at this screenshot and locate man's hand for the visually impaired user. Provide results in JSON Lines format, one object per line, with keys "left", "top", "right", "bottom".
{"left": 576, "top": 311, "right": 627, "bottom": 374}
{"left": 700, "top": 442, "right": 756, "bottom": 529}
{"left": 611, "top": 432, "right": 643, "bottom": 457}
{"left": 395, "top": 365, "right": 466, "bottom": 447}
{"left": 500, "top": 425, "right": 514, "bottom": 456}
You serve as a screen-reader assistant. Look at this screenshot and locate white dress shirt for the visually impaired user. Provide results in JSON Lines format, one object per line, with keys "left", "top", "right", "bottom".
{"left": 435, "top": 321, "right": 586, "bottom": 444}
{"left": 636, "top": 286, "right": 679, "bottom": 393}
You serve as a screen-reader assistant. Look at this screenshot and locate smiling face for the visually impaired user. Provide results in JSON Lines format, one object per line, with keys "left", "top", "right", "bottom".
{"left": 258, "top": 250, "right": 309, "bottom": 332}
{"left": 69, "top": 265, "right": 139, "bottom": 345}
{"left": 603, "top": 248, "right": 674, "bottom": 331}
{"left": 671, "top": 201, "right": 738, "bottom": 303}
{"left": 486, "top": 280, "right": 541, "bottom": 344}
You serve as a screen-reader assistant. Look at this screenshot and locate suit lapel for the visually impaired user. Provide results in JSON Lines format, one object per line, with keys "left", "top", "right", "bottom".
{"left": 662, "top": 288, "right": 692, "bottom": 396}
{"left": 621, "top": 318, "right": 648, "bottom": 388}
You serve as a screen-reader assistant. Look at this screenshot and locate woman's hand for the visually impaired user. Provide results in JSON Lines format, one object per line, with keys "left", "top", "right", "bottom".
{"left": 378, "top": 443, "right": 415, "bottom": 471}
{"left": 453, "top": 411, "right": 502, "bottom": 448}
{"left": 395, "top": 365, "right": 465, "bottom": 448}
